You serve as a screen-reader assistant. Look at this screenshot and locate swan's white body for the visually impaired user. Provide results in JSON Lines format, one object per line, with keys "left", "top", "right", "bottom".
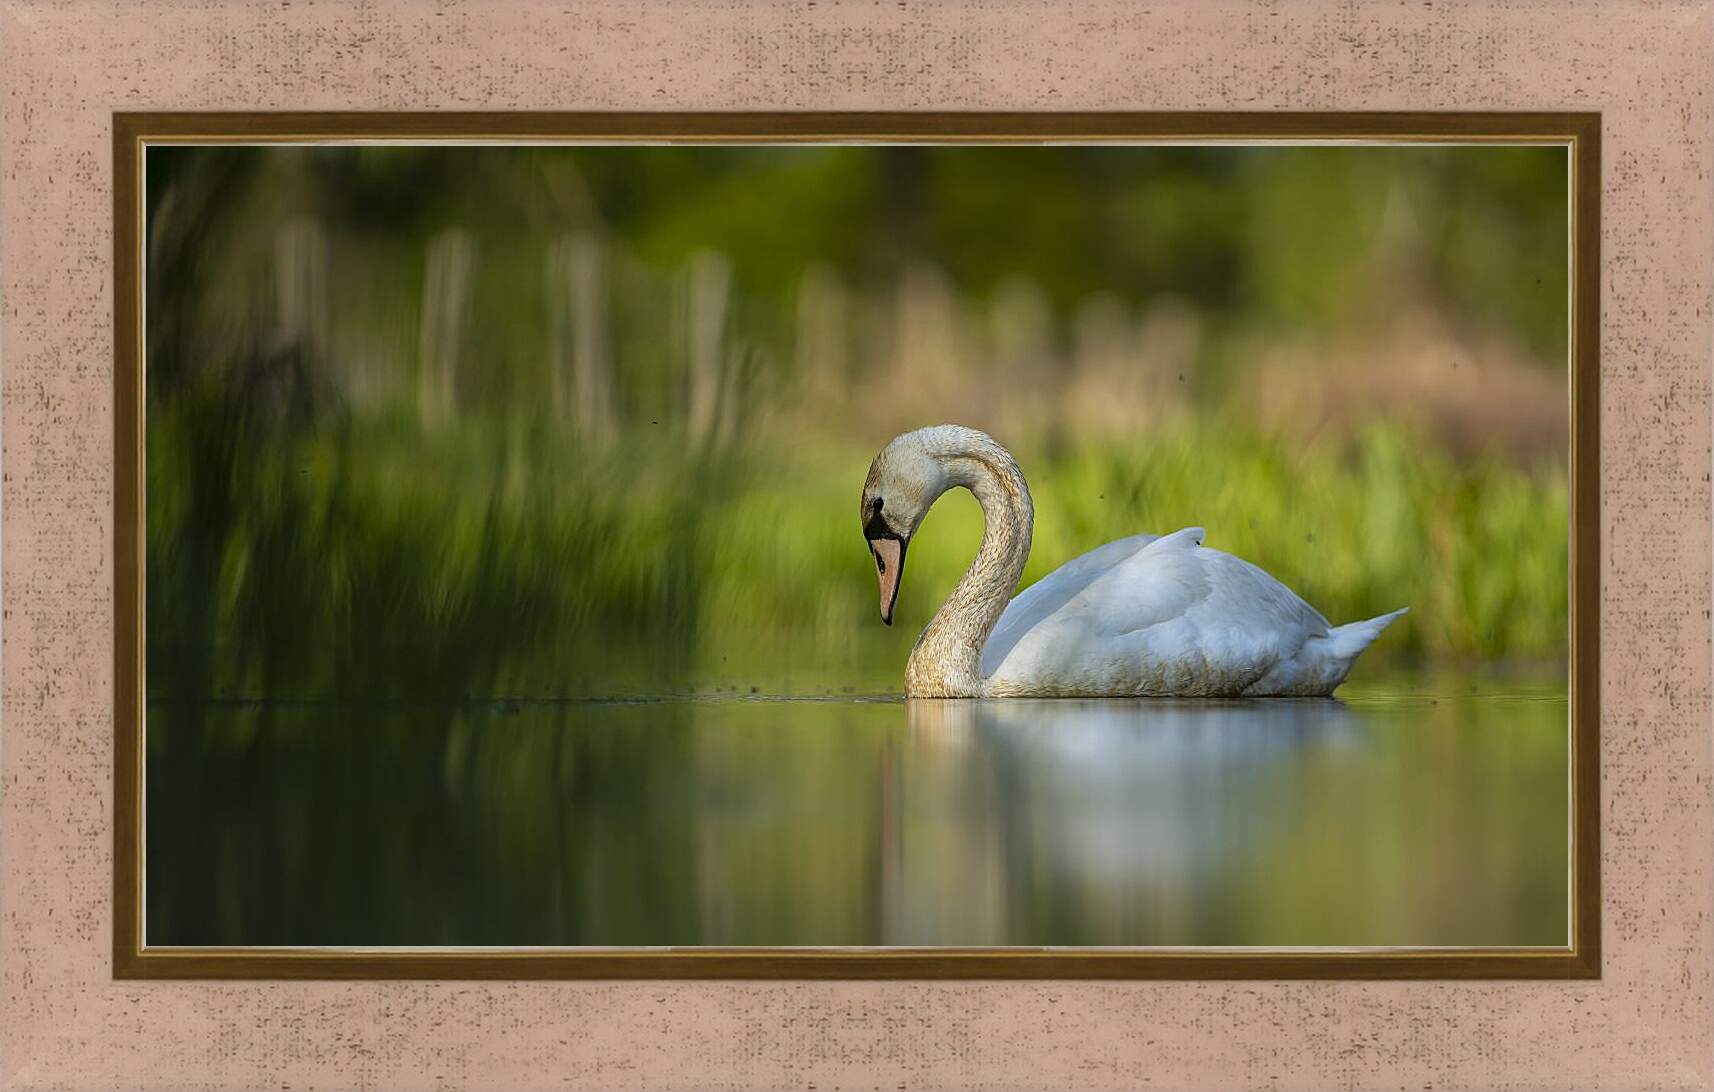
{"left": 981, "top": 526, "right": 1406, "bottom": 697}
{"left": 861, "top": 425, "right": 1405, "bottom": 699}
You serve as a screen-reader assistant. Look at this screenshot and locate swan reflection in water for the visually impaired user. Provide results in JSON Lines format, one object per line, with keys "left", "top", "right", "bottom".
{"left": 147, "top": 684, "right": 1568, "bottom": 948}
{"left": 880, "top": 696, "right": 1367, "bottom": 946}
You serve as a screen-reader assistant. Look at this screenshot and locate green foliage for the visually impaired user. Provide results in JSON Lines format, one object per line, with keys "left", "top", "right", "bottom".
{"left": 149, "top": 143, "right": 1569, "bottom": 368}
{"left": 142, "top": 143, "right": 1570, "bottom": 704}
{"left": 147, "top": 393, "right": 1566, "bottom": 708}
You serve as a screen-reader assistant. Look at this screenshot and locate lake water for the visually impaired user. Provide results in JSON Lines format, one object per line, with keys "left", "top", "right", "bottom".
{"left": 145, "top": 671, "right": 1568, "bottom": 948}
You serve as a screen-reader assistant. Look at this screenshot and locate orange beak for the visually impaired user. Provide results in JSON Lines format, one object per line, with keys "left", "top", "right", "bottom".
{"left": 868, "top": 536, "right": 905, "bottom": 625}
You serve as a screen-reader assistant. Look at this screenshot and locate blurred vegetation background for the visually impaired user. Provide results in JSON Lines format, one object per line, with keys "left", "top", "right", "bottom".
{"left": 144, "top": 143, "right": 1569, "bottom": 705}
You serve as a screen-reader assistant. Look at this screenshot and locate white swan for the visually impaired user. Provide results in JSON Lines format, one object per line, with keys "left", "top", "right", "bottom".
{"left": 860, "top": 425, "right": 1406, "bottom": 698}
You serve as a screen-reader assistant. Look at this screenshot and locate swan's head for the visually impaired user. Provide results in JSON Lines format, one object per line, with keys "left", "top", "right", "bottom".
{"left": 860, "top": 429, "right": 951, "bottom": 625}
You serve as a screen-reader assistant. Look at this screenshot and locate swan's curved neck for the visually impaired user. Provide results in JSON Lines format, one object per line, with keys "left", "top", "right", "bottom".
{"left": 905, "top": 434, "right": 1033, "bottom": 697}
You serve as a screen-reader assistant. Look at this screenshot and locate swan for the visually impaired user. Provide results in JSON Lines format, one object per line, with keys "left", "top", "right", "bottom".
{"left": 860, "top": 424, "right": 1407, "bottom": 698}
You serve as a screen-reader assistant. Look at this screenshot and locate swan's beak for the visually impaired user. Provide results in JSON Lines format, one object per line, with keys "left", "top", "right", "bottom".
{"left": 868, "top": 536, "right": 906, "bottom": 625}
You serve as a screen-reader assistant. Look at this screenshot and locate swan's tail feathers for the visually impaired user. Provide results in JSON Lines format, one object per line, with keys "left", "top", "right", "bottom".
{"left": 1326, "top": 607, "right": 1409, "bottom": 660}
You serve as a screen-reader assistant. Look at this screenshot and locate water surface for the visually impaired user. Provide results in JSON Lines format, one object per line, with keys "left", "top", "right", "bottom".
{"left": 146, "top": 671, "right": 1568, "bottom": 947}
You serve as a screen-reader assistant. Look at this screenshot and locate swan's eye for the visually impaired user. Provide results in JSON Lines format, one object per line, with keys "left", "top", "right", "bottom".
{"left": 870, "top": 497, "right": 884, "bottom": 517}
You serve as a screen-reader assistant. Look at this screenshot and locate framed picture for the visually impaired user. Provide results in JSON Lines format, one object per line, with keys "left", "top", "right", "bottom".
{"left": 5, "top": 4, "right": 1708, "bottom": 1089}
{"left": 113, "top": 111, "right": 1598, "bottom": 979}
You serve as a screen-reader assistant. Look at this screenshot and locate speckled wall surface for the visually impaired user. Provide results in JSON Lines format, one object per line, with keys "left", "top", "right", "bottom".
{"left": 2, "top": 2, "right": 1710, "bottom": 1088}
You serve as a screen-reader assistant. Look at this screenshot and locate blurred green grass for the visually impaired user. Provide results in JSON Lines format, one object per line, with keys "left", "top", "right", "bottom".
{"left": 143, "top": 144, "right": 1570, "bottom": 705}
{"left": 147, "top": 397, "right": 1565, "bottom": 707}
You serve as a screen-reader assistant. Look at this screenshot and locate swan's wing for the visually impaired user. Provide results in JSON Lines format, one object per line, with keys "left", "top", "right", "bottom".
{"left": 1068, "top": 527, "right": 1227, "bottom": 640}
{"left": 984, "top": 527, "right": 1332, "bottom": 694}
{"left": 1148, "top": 529, "right": 1330, "bottom": 636}
{"left": 981, "top": 532, "right": 1157, "bottom": 672}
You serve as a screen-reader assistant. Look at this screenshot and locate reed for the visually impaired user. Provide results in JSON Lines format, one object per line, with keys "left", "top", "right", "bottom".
{"left": 146, "top": 395, "right": 1566, "bottom": 712}
{"left": 143, "top": 143, "right": 1570, "bottom": 709}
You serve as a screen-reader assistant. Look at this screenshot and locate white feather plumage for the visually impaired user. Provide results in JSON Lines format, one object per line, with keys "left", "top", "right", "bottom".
{"left": 861, "top": 425, "right": 1406, "bottom": 698}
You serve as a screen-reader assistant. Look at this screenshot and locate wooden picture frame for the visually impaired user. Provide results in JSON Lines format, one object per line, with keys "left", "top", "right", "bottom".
{"left": 9, "top": 4, "right": 1711, "bottom": 1087}
{"left": 112, "top": 110, "right": 1601, "bottom": 981}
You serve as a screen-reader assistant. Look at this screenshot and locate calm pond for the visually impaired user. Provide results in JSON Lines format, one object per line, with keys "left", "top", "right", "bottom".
{"left": 146, "top": 670, "right": 1568, "bottom": 948}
